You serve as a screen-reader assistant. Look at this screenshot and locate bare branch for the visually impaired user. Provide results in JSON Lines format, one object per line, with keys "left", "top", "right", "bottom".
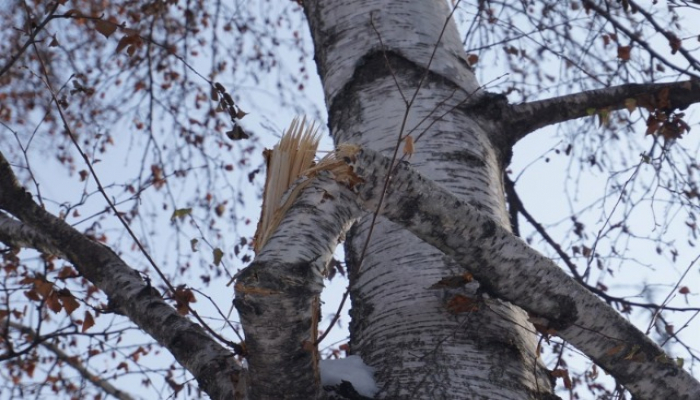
{"left": 0, "top": 151, "right": 241, "bottom": 400}
{"left": 1, "top": 321, "right": 136, "bottom": 400}
{"left": 0, "top": 2, "right": 60, "bottom": 79}
{"left": 583, "top": 0, "right": 700, "bottom": 77}
{"left": 504, "top": 80, "right": 700, "bottom": 144}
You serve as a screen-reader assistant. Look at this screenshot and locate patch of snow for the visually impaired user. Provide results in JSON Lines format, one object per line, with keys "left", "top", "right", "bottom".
{"left": 320, "top": 355, "right": 378, "bottom": 398}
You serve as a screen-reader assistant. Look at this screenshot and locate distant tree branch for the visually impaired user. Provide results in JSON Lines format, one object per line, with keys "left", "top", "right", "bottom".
{"left": 0, "top": 2, "right": 60, "bottom": 79}
{"left": 28, "top": 40, "right": 241, "bottom": 355}
{"left": 504, "top": 79, "right": 700, "bottom": 144}
{"left": 0, "top": 151, "right": 241, "bottom": 400}
{"left": 504, "top": 176, "right": 700, "bottom": 314}
{"left": 583, "top": 0, "right": 700, "bottom": 76}
{"left": 0, "top": 321, "right": 136, "bottom": 400}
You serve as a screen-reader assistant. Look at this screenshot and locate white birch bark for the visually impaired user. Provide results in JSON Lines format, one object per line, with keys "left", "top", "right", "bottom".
{"left": 3, "top": 1, "right": 700, "bottom": 399}
{"left": 345, "top": 147, "right": 700, "bottom": 400}
{"left": 0, "top": 155, "right": 242, "bottom": 400}
{"left": 0, "top": 211, "right": 67, "bottom": 258}
{"left": 234, "top": 174, "right": 362, "bottom": 399}
{"left": 231, "top": 136, "right": 700, "bottom": 399}
{"left": 230, "top": 131, "right": 700, "bottom": 399}
{"left": 6, "top": 141, "right": 700, "bottom": 399}
{"left": 304, "top": 0, "right": 554, "bottom": 398}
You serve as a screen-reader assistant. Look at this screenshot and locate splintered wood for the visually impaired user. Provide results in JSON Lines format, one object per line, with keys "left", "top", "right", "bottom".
{"left": 252, "top": 116, "right": 363, "bottom": 256}
{"left": 253, "top": 117, "right": 320, "bottom": 253}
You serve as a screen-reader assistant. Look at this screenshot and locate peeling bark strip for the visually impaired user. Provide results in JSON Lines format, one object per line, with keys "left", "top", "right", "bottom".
{"left": 0, "top": 153, "right": 240, "bottom": 400}
{"left": 343, "top": 147, "right": 700, "bottom": 400}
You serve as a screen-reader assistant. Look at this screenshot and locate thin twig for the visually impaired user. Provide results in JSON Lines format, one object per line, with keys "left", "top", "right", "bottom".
{"left": 30, "top": 41, "right": 237, "bottom": 350}
{"left": 582, "top": 0, "right": 700, "bottom": 79}
{"left": 0, "top": 2, "right": 60, "bottom": 79}
{"left": 647, "top": 252, "right": 700, "bottom": 334}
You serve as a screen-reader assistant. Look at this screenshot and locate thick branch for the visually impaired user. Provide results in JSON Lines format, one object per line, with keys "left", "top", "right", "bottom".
{"left": 236, "top": 145, "right": 700, "bottom": 399}
{"left": 345, "top": 147, "right": 700, "bottom": 400}
{"left": 0, "top": 152, "right": 241, "bottom": 400}
{"left": 234, "top": 174, "right": 361, "bottom": 400}
{"left": 504, "top": 79, "right": 700, "bottom": 144}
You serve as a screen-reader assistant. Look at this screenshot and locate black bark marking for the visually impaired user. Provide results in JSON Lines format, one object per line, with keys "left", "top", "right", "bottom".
{"left": 329, "top": 50, "right": 470, "bottom": 143}
{"left": 442, "top": 149, "right": 486, "bottom": 168}
{"left": 397, "top": 194, "right": 420, "bottom": 223}
{"left": 460, "top": 91, "right": 509, "bottom": 120}
{"left": 459, "top": 91, "right": 514, "bottom": 167}
{"left": 479, "top": 219, "right": 497, "bottom": 239}
{"left": 548, "top": 294, "right": 578, "bottom": 331}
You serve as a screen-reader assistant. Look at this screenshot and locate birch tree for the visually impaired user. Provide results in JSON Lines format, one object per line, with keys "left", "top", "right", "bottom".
{"left": 2, "top": 0, "right": 700, "bottom": 399}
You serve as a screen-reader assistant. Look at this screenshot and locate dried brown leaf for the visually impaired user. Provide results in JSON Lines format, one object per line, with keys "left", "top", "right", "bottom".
{"left": 446, "top": 294, "right": 479, "bottom": 313}
{"left": 94, "top": 20, "right": 117, "bottom": 38}
{"left": 82, "top": 311, "right": 95, "bottom": 332}
{"left": 403, "top": 135, "right": 414, "bottom": 158}
{"left": 617, "top": 45, "right": 631, "bottom": 61}
{"left": 59, "top": 291, "right": 80, "bottom": 315}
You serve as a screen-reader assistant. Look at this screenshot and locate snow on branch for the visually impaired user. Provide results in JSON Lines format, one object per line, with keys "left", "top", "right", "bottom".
{"left": 504, "top": 79, "right": 700, "bottom": 145}
{"left": 320, "top": 355, "right": 378, "bottom": 399}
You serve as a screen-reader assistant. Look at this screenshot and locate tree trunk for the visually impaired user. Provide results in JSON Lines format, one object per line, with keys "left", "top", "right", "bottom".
{"left": 304, "top": 0, "right": 554, "bottom": 398}
{"left": 4, "top": 1, "right": 700, "bottom": 399}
